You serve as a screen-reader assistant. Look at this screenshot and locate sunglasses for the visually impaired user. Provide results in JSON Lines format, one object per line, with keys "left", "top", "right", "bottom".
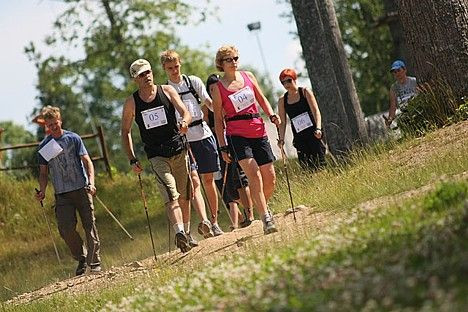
{"left": 222, "top": 56, "right": 239, "bottom": 63}
{"left": 138, "top": 70, "right": 151, "bottom": 78}
{"left": 281, "top": 78, "right": 293, "bottom": 85}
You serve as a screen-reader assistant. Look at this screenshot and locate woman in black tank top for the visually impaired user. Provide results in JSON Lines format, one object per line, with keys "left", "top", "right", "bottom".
{"left": 277, "top": 68, "right": 325, "bottom": 170}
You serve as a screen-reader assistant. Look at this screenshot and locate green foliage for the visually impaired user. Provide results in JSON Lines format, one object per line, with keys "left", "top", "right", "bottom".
{"left": 423, "top": 181, "right": 467, "bottom": 212}
{"left": 398, "top": 79, "right": 464, "bottom": 136}
{"left": 25, "top": 0, "right": 216, "bottom": 171}
{"left": 0, "top": 122, "right": 37, "bottom": 178}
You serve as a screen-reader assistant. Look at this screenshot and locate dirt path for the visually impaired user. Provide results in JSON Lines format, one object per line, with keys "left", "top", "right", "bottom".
{"left": 7, "top": 206, "right": 334, "bottom": 305}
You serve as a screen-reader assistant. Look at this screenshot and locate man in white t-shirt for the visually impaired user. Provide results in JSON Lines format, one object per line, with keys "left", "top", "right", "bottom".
{"left": 161, "top": 50, "right": 223, "bottom": 242}
{"left": 385, "top": 60, "right": 418, "bottom": 127}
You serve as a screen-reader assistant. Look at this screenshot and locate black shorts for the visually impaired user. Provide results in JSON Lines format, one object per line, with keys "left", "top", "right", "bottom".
{"left": 227, "top": 135, "right": 275, "bottom": 166}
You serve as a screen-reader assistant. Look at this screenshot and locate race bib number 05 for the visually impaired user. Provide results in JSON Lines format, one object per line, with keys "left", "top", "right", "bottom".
{"left": 228, "top": 87, "right": 256, "bottom": 113}
{"left": 141, "top": 106, "right": 168, "bottom": 129}
{"left": 291, "top": 112, "right": 313, "bottom": 133}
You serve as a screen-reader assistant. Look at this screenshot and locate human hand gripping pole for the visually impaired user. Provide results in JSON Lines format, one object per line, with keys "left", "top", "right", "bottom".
{"left": 35, "top": 188, "right": 62, "bottom": 264}
{"left": 138, "top": 174, "right": 157, "bottom": 261}
{"left": 275, "top": 127, "right": 297, "bottom": 223}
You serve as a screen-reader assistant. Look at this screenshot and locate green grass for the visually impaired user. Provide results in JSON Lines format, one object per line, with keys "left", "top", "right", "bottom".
{"left": 1, "top": 121, "right": 467, "bottom": 310}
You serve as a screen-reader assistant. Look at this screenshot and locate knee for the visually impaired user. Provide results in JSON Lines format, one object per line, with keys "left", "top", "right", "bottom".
{"left": 58, "top": 221, "right": 77, "bottom": 238}
{"left": 202, "top": 173, "right": 214, "bottom": 184}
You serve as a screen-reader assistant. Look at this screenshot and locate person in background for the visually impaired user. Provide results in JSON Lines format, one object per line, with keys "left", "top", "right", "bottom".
{"left": 35, "top": 105, "right": 101, "bottom": 275}
{"left": 121, "top": 58, "right": 193, "bottom": 253}
{"left": 277, "top": 68, "right": 325, "bottom": 170}
{"left": 385, "top": 60, "right": 418, "bottom": 127}
{"left": 211, "top": 45, "right": 280, "bottom": 235}
{"left": 160, "top": 50, "right": 221, "bottom": 238}
{"left": 204, "top": 74, "right": 254, "bottom": 230}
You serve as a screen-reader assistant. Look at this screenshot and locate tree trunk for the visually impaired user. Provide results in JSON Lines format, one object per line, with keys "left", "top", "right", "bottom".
{"left": 318, "top": 0, "right": 368, "bottom": 144}
{"left": 290, "top": 0, "right": 353, "bottom": 156}
{"left": 397, "top": 0, "right": 468, "bottom": 101}
{"left": 382, "top": 0, "right": 409, "bottom": 66}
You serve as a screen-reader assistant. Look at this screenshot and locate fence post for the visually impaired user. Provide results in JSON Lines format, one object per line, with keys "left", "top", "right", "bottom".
{"left": 97, "top": 126, "right": 113, "bottom": 180}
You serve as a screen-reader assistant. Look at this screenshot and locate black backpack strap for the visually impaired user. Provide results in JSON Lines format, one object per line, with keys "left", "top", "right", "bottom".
{"left": 180, "top": 74, "right": 201, "bottom": 105}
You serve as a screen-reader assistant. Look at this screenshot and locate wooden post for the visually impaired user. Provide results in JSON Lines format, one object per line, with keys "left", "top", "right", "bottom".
{"left": 97, "top": 126, "right": 113, "bottom": 180}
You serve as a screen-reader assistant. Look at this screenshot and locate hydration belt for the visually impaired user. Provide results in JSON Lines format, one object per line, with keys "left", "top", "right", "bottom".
{"left": 225, "top": 113, "right": 260, "bottom": 122}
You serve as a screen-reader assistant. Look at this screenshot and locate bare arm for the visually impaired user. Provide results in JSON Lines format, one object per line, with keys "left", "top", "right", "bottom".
{"left": 386, "top": 88, "right": 398, "bottom": 126}
{"left": 203, "top": 97, "right": 213, "bottom": 111}
{"left": 201, "top": 105, "right": 210, "bottom": 124}
{"left": 162, "top": 85, "right": 192, "bottom": 133}
{"left": 81, "top": 153, "right": 96, "bottom": 195}
{"left": 121, "top": 96, "right": 138, "bottom": 162}
{"left": 211, "top": 83, "right": 231, "bottom": 163}
{"left": 304, "top": 88, "right": 322, "bottom": 139}
{"left": 246, "top": 71, "right": 281, "bottom": 126}
{"left": 277, "top": 96, "right": 287, "bottom": 147}
{"left": 36, "top": 165, "right": 48, "bottom": 201}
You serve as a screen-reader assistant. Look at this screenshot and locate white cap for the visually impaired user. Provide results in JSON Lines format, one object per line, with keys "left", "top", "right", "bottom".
{"left": 129, "top": 59, "right": 151, "bottom": 78}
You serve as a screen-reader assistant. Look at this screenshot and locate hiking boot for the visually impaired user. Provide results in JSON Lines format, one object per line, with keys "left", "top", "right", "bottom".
{"left": 198, "top": 220, "right": 214, "bottom": 238}
{"left": 187, "top": 232, "right": 199, "bottom": 247}
{"left": 89, "top": 264, "right": 102, "bottom": 274}
{"left": 211, "top": 223, "right": 224, "bottom": 236}
{"left": 175, "top": 232, "right": 192, "bottom": 253}
{"left": 75, "top": 257, "right": 87, "bottom": 276}
{"left": 263, "top": 213, "right": 278, "bottom": 235}
{"left": 240, "top": 218, "right": 252, "bottom": 228}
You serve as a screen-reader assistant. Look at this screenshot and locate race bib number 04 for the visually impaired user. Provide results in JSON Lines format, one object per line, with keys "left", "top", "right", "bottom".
{"left": 141, "top": 106, "right": 168, "bottom": 129}
{"left": 228, "top": 87, "right": 256, "bottom": 113}
{"left": 291, "top": 112, "right": 313, "bottom": 133}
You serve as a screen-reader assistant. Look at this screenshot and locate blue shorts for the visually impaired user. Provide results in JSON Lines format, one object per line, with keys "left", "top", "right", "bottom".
{"left": 189, "top": 135, "right": 220, "bottom": 174}
{"left": 227, "top": 135, "right": 275, "bottom": 166}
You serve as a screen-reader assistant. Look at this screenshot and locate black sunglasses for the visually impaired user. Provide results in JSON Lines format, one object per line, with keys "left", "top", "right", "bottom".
{"left": 222, "top": 56, "right": 239, "bottom": 63}
{"left": 281, "top": 78, "right": 293, "bottom": 85}
{"left": 138, "top": 70, "right": 151, "bottom": 78}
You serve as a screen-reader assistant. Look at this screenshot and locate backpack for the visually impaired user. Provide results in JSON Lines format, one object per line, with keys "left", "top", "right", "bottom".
{"left": 173, "top": 74, "right": 201, "bottom": 105}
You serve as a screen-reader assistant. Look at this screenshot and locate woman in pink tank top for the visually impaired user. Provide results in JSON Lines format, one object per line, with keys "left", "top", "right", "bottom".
{"left": 210, "top": 45, "right": 281, "bottom": 235}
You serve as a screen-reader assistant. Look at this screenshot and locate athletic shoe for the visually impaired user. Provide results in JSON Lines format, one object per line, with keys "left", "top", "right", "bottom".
{"left": 211, "top": 223, "right": 224, "bottom": 236}
{"left": 75, "top": 257, "right": 87, "bottom": 276}
{"left": 175, "top": 232, "right": 192, "bottom": 253}
{"left": 197, "top": 220, "right": 214, "bottom": 238}
{"left": 263, "top": 213, "right": 278, "bottom": 235}
{"left": 89, "top": 264, "right": 102, "bottom": 273}
{"left": 240, "top": 218, "right": 252, "bottom": 228}
{"left": 187, "top": 232, "right": 199, "bottom": 247}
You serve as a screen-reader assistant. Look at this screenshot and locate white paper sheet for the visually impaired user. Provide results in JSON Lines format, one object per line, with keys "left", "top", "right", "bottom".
{"left": 38, "top": 139, "right": 63, "bottom": 162}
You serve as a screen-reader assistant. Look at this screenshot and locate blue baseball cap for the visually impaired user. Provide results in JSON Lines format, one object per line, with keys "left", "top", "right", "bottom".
{"left": 390, "top": 60, "right": 406, "bottom": 72}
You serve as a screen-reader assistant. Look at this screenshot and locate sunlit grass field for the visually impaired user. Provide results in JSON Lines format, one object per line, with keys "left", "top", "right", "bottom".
{"left": 1, "top": 121, "right": 467, "bottom": 311}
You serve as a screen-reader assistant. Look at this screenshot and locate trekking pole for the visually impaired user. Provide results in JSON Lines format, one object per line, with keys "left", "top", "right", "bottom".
{"left": 137, "top": 174, "right": 157, "bottom": 261}
{"left": 218, "top": 162, "right": 235, "bottom": 225}
{"left": 94, "top": 195, "right": 134, "bottom": 240}
{"left": 35, "top": 188, "right": 61, "bottom": 264}
{"left": 275, "top": 128, "right": 297, "bottom": 222}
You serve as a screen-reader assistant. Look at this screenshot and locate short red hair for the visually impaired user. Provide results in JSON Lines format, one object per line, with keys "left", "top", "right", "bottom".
{"left": 279, "top": 68, "right": 297, "bottom": 82}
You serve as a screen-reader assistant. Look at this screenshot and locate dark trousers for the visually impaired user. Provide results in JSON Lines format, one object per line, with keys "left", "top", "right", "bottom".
{"left": 55, "top": 188, "right": 101, "bottom": 266}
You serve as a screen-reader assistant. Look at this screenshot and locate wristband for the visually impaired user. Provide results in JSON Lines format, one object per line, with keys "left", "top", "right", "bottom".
{"left": 130, "top": 158, "right": 139, "bottom": 165}
{"left": 315, "top": 128, "right": 322, "bottom": 131}
{"left": 219, "top": 146, "right": 229, "bottom": 153}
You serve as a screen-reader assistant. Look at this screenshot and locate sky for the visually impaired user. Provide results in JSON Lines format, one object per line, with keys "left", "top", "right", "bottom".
{"left": 0, "top": 0, "right": 304, "bottom": 132}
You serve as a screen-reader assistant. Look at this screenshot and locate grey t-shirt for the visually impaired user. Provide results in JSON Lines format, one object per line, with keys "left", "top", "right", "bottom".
{"left": 38, "top": 130, "right": 88, "bottom": 194}
{"left": 391, "top": 76, "right": 417, "bottom": 107}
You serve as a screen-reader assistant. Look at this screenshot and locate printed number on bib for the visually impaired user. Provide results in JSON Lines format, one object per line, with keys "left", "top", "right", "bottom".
{"left": 228, "top": 87, "right": 256, "bottom": 113}
{"left": 291, "top": 112, "right": 313, "bottom": 133}
{"left": 141, "top": 106, "right": 168, "bottom": 129}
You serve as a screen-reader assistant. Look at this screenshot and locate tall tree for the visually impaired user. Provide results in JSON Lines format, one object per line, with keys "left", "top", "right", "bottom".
{"left": 381, "top": 0, "right": 409, "bottom": 64}
{"left": 397, "top": 0, "right": 468, "bottom": 102}
{"left": 290, "top": 0, "right": 353, "bottom": 156}
{"left": 25, "top": 0, "right": 215, "bottom": 170}
{"left": 317, "top": 0, "right": 368, "bottom": 143}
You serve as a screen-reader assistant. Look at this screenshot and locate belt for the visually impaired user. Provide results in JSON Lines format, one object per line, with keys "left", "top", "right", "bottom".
{"left": 225, "top": 113, "right": 260, "bottom": 122}
{"left": 189, "top": 119, "right": 204, "bottom": 128}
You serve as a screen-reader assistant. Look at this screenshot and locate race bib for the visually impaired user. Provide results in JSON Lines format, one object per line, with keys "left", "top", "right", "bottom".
{"left": 183, "top": 99, "right": 201, "bottom": 119}
{"left": 141, "top": 106, "right": 168, "bottom": 129}
{"left": 228, "top": 87, "right": 256, "bottom": 113}
{"left": 291, "top": 112, "right": 313, "bottom": 133}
